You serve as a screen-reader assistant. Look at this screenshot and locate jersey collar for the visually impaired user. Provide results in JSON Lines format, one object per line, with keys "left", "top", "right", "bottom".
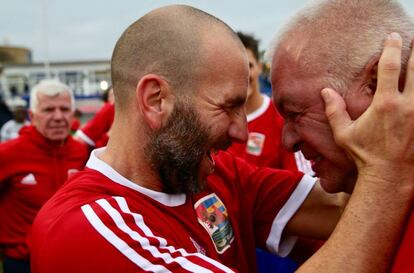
{"left": 86, "top": 147, "right": 186, "bottom": 207}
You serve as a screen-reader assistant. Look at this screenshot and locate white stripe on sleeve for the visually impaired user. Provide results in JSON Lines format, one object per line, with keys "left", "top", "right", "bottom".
{"left": 95, "top": 198, "right": 215, "bottom": 273}
{"left": 266, "top": 175, "right": 317, "bottom": 257}
{"left": 75, "top": 130, "right": 96, "bottom": 147}
{"left": 81, "top": 204, "right": 171, "bottom": 272}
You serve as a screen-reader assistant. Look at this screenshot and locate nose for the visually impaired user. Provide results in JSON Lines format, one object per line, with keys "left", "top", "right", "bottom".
{"left": 228, "top": 111, "right": 248, "bottom": 143}
{"left": 282, "top": 121, "right": 301, "bottom": 152}
{"left": 52, "top": 109, "right": 64, "bottom": 120}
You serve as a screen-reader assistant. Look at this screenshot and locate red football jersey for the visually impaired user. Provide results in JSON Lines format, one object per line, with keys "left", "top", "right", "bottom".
{"left": 31, "top": 148, "right": 316, "bottom": 273}
{"left": 76, "top": 102, "right": 114, "bottom": 147}
{"left": 0, "top": 126, "right": 89, "bottom": 259}
{"left": 227, "top": 95, "right": 297, "bottom": 171}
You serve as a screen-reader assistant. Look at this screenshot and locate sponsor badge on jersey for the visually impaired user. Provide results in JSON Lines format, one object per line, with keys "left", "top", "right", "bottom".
{"left": 246, "top": 132, "right": 265, "bottom": 156}
{"left": 194, "top": 193, "right": 234, "bottom": 254}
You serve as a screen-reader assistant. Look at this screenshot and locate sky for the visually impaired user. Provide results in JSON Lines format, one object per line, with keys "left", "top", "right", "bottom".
{"left": 1, "top": 0, "right": 414, "bottom": 63}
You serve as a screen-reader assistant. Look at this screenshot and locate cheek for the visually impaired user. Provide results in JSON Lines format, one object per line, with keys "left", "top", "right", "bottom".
{"left": 297, "top": 118, "right": 337, "bottom": 150}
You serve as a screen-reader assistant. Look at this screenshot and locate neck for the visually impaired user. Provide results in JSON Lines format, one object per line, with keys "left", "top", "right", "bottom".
{"left": 245, "top": 89, "right": 264, "bottom": 115}
{"left": 100, "top": 121, "right": 163, "bottom": 192}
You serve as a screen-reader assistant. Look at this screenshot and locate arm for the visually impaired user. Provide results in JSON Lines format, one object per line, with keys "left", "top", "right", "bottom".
{"left": 74, "top": 103, "right": 115, "bottom": 147}
{"left": 297, "top": 33, "right": 414, "bottom": 273}
{"left": 284, "top": 181, "right": 348, "bottom": 240}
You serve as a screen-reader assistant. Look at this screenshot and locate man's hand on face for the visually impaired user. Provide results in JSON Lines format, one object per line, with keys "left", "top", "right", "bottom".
{"left": 321, "top": 32, "right": 414, "bottom": 192}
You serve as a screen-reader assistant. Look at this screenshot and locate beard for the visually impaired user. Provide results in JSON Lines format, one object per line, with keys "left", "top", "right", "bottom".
{"left": 145, "top": 98, "right": 211, "bottom": 194}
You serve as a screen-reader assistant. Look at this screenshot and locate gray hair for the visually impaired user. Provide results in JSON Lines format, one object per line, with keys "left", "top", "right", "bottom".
{"left": 269, "top": 0, "right": 414, "bottom": 93}
{"left": 30, "top": 79, "right": 75, "bottom": 112}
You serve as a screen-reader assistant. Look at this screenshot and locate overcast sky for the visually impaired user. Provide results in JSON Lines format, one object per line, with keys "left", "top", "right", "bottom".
{"left": 1, "top": 0, "right": 414, "bottom": 63}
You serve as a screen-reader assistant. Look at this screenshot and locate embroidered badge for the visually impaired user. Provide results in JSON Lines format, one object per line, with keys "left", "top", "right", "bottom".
{"left": 194, "top": 193, "right": 234, "bottom": 254}
{"left": 246, "top": 132, "right": 265, "bottom": 156}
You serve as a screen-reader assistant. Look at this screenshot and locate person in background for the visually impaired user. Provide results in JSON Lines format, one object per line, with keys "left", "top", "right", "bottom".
{"left": 0, "top": 97, "right": 29, "bottom": 142}
{"left": 0, "top": 95, "right": 13, "bottom": 129}
{"left": 0, "top": 79, "right": 89, "bottom": 273}
{"left": 74, "top": 86, "right": 114, "bottom": 148}
{"left": 70, "top": 108, "right": 83, "bottom": 135}
{"left": 228, "top": 31, "right": 320, "bottom": 273}
{"left": 270, "top": 0, "right": 414, "bottom": 271}
{"left": 227, "top": 32, "right": 297, "bottom": 171}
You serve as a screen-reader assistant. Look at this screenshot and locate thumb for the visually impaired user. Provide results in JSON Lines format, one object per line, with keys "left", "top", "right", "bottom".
{"left": 321, "top": 88, "right": 352, "bottom": 141}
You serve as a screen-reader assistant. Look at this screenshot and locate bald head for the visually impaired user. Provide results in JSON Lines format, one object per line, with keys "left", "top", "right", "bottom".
{"left": 111, "top": 5, "right": 241, "bottom": 109}
{"left": 271, "top": 0, "right": 414, "bottom": 93}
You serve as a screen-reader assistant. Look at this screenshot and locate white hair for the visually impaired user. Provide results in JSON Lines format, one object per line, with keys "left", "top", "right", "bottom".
{"left": 30, "top": 79, "right": 75, "bottom": 112}
{"left": 268, "top": 0, "right": 414, "bottom": 94}
{"left": 6, "top": 97, "right": 27, "bottom": 111}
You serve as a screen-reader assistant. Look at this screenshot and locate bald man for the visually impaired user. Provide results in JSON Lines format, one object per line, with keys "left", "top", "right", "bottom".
{"left": 31, "top": 5, "right": 414, "bottom": 273}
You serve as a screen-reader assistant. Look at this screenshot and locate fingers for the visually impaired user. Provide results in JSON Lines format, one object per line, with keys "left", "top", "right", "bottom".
{"left": 404, "top": 40, "right": 414, "bottom": 96}
{"left": 321, "top": 88, "right": 352, "bottom": 145}
{"left": 376, "top": 32, "right": 402, "bottom": 95}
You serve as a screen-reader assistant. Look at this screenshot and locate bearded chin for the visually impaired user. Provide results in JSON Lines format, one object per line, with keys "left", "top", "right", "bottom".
{"left": 145, "top": 99, "right": 209, "bottom": 194}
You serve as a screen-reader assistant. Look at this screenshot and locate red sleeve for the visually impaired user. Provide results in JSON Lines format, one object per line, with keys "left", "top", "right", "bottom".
{"left": 214, "top": 153, "right": 315, "bottom": 256}
{"left": 77, "top": 103, "right": 114, "bottom": 146}
{"left": 281, "top": 149, "right": 298, "bottom": 171}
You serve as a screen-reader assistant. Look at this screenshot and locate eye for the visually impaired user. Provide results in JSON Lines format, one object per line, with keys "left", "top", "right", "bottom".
{"left": 43, "top": 107, "right": 55, "bottom": 113}
{"left": 60, "top": 107, "right": 71, "bottom": 113}
{"left": 285, "top": 111, "right": 302, "bottom": 121}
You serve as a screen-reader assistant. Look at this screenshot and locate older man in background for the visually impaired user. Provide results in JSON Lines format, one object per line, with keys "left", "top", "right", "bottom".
{"left": 0, "top": 80, "right": 89, "bottom": 273}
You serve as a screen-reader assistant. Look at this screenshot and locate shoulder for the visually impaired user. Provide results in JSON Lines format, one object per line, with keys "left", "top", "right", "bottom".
{"left": 0, "top": 135, "right": 25, "bottom": 154}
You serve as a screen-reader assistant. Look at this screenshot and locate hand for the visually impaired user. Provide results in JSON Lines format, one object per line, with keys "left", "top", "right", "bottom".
{"left": 321, "top": 33, "right": 414, "bottom": 185}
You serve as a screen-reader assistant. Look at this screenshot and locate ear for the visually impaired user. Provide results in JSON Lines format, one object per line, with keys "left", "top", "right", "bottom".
{"left": 343, "top": 57, "right": 379, "bottom": 120}
{"left": 28, "top": 110, "right": 34, "bottom": 122}
{"left": 362, "top": 56, "right": 379, "bottom": 96}
{"left": 136, "top": 74, "right": 173, "bottom": 130}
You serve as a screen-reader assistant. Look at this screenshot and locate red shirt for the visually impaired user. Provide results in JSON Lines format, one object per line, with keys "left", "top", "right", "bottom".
{"left": 391, "top": 209, "right": 414, "bottom": 272}
{"left": 76, "top": 103, "right": 114, "bottom": 147}
{"left": 227, "top": 95, "right": 297, "bottom": 171}
{"left": 31, "top": 148, "right": 316, "bottom": 273}
{"left": 0, "top": 126, "right": 89, "bottom": 259}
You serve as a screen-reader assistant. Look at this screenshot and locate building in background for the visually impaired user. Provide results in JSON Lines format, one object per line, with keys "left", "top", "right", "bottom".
{"left": 0, "top": 45, "right": 112, "bottom": 124}
{"left": 0, "top": 58, "right": 111, "bottom": 98}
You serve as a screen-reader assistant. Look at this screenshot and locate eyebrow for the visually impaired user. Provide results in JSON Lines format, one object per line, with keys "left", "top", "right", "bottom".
{"left": 224, "top": 95, "right": 246, "bottom": 107}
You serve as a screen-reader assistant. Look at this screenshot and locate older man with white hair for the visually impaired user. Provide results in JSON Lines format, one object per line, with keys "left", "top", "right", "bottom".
{"left": 0, "top": 79, "right": 89, "bottom": 273}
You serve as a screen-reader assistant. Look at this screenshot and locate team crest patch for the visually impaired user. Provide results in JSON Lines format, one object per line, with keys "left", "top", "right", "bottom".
{"left": 246, "top": 132, "right": 265, "bottom": 156}
{"left": 194, "top": 193, "right": 234, "bottom": 254}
